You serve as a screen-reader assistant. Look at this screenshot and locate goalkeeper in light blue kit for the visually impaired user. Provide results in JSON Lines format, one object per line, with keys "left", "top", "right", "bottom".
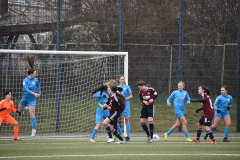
{"left": 90, "top": 85, "right": 114, "bottom": 143}
{"left": 164, "top": 81, "right": 193, "bottom": 142}
{"left": 18, "top": 68, "right": 41, "bottom": 138}
{"left": 209, "top": 85, "right": 232, "bottom": 142}
{"left": 117, "top": 76, "right": 133, "bottom": 141}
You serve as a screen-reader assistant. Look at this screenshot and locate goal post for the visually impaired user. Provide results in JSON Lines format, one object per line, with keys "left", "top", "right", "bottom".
{"left": 0, "top": 49, "right": 128, "bottom": 136}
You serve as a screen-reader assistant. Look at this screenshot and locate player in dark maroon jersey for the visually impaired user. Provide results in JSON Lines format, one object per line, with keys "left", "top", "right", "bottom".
{"left": 102, "top": 85, "right": 126, "bottom": 144}
{"left": 137, "top": 80, "right": 158, "bottom": 143}
{"left": 191, "top": 86, "right": 216, "bottom": 144}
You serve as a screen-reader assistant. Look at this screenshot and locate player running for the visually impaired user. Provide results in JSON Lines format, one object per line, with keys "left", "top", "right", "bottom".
{"left": 0, "top": 91, "right": 21, "bottom": 140}
{"left": 191, "top": 86, "right": 216, "bottom": 144}
{"left": 210, "top": 85, "right": 233, "bottom": 142}
{"left": 164, "top": 81, "right": 193, "bottom": 142}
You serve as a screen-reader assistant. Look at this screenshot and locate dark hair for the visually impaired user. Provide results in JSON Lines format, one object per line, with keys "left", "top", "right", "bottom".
{"left": 28, "top": 68, "right": 35, "bottom": 75}
{"left": 221, "top": 85, "right": 228, "bottom": 91}
{"left": 92, "top": 85, "right": 108, "bottom": 94}
{"left": 3, "top": 91, "right": 11, "bottom": 97}
{"left": 109, "top": 85, "right": 125, "bottom": 101}
{"left": 137, "top": 80, "right": 146, "bottom": 86}
{"left": 200, "top": 86, "right": 210, "bottom": 96}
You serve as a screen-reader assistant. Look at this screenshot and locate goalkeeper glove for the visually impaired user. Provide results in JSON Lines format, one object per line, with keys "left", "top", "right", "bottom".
{"left": 0, "top": 107, "right": 6, "bottom": 112}
{"left": 196, "top": 108, "right": 203, "bottom": 113}
{"left": 217, "top": 109, "right": 221, "bottom": 113}
{"left": 227, "top": 107, "right": 230, "bottom": 110}
{"left": 16, "top": 110, "right": 21, "bottom": 115}
{"left": 98, "top": 103, "right": 106, "bottom": 110}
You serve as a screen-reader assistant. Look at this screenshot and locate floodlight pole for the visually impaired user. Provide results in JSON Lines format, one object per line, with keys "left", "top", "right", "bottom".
{"left": 178, "top": 0, "right": 184, "bottom": 132}
{"left": 56, "top": 0, "right": 61, "bottom": 133}
{"left": 237, "top": 0, "right": 240, "bottom": 132}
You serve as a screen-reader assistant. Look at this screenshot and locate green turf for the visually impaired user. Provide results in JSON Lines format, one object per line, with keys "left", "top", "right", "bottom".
{"left": 0, "top": 135, "right": 240, "bottom": 160}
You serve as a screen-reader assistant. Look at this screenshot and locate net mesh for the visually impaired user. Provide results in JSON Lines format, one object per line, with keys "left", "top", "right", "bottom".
{"left": 0, "top": 51, "right": 125, "bottom": 134}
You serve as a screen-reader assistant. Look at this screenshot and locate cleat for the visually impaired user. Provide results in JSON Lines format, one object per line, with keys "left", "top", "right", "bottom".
{"left": 31, "top": 129, "right": 36, "bottom": 138}
{"left": 204, "top": 133, "right": 208, "bottom": 140}
{"left": 125, "top": 136, "right": 130, "bottom": 141}
{"left": 223, "top": 138, "right": 230, "bottom": 142}
{"left": 192, "top": 137, "right": 200, "bottom": 143}
{"left": 115, "top": 140, "right": 125, "bottom": 144}
{"left": 90, "top": 139, "right": 95, "bottom": 142}
{"left": 147, "top": 137, "right": 152, "bottom": 143}
{"left": 186, "top": 138, "right": 193, "bottom": 142}
{"left": 164, "top": 133, "right": 168, "bottom": 141}
{"left": 107, "top": 138, "right": 114, "bottom": 143}
{"left": 121, "top": 135, "right": 127, "bottom": 138}
{"left": 113, "top": 135, "right": 116, "bottom": 140}
{"left": 207, "top": 140, "right": 216, "bottom": 144}
{"left": 13, "top": 137, "right": 21, "bottom": 141}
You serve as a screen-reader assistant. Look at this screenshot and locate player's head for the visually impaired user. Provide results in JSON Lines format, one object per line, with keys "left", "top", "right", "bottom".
{"left": 137, "top": 80, "right": 147, "bottom": 90}
{"left": 109, "top": 84, "right": 125, "bottom": 100}
{"left": 178, "top": 81, "right": 185, "bottom": 90}
{"left": 106, "top": 79, "right": 117, "bottom": 86}
{"left": 28, "top": 68, "right": 37, "bottom": 78}
{"left": 119, "top": 76, "right": 125, "bottom": 85}
{"left": 199, "top": 86, "right": 210, "bottom": 95}
{"left": 221, "top": 85, "right": 228, "bottom": 95}
{"left": 3, "top": 91, "right": 12, "bottom": 100}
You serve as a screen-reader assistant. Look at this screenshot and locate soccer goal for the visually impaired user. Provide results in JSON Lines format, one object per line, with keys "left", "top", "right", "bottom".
{"left": 0, "top": 49, "right": 128, "bottom": 137}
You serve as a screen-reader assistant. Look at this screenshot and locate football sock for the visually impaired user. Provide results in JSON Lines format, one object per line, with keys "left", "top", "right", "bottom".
{"left": 117, "top": 124, "right": 123, "bottom": 135}
{"left": 31, "top": 117, "right": 36, "bottom": 130}
{"left": 112, "top": 129, "right": 123, "bottom": 141}
{"left": 197, "top": 128, "right": 202, "bottom": 139}
{"left": 141, "top": 123, "right": 150, "bottom": 137}
{"left": 167, "top": 128, "right": 174, "bottom": 135}
{"left": 13, "top": 126, "right": 19, "bottom": 138}
{"left": 105, "top": 125, "right": 113, "bottom": 138}
{"left": 126, "top": 122, "right": 130, "bottom": 137}
{"left": 91, "top": 128, "right": 98, "bottom": 139}
{"left": 207, "top": 130, "right": 215, "bottom": 140}
{"left": 149, "top": 121, "right": 154, "bottom": 139}
{"left": 224, "top": 127, "right": 230, "bottom": 138}
{"left": 184, "top": 130, "right": 189, "bottom": 138}
{"left": 210, "top": 125, "right": 213, "bottom": 131}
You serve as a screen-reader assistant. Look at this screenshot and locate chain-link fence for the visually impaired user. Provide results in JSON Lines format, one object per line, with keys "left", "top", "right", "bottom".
{"left": 0, "top": 0, "right": 239, "bottom": 132}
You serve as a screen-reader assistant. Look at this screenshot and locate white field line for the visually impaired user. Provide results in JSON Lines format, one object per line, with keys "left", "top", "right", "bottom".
{"left": 0, "top": 153, "right": 240, "bottom": 159}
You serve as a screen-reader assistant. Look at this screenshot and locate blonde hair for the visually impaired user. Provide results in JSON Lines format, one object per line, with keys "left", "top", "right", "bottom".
{"left": 178, "top": 81, "right": 185, "bottom": 87}
{"left": 105, "top": 79, "right": 117, "bottom": 86}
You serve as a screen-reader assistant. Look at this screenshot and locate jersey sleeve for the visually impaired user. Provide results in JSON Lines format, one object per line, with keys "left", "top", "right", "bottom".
{"left": 23, "top": 79, "right": 32, "bottom": 94}
{"left": 93, "top": 91, "right": 101, "bottom": 98}
{"left": 36, "top": 79, "right": 41, "bottom": 94}
{"left": 152, "top": 88, "right": 158, "bottom": 100}
{"left": 10, "top": 101, "right": 17, "bottom": 113}
{"left": 213, "top": 97, "right": 219, "bottom": 110}
{"left": 167, "top": 91, "right": 175, "bottom": 105}
{"left": 185, "top": 92, "right": 191, "bottom": 104}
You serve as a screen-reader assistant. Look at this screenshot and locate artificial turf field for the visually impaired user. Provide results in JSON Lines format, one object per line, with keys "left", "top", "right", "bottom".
{"left": 0, "top": 132, "right": 240, "bottom": 160}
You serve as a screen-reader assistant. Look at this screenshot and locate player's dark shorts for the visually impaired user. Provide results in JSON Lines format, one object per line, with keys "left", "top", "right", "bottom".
{"left": 140, "top": 105, "right": 154, "bottom": 118}
{"left": 108, "top": 111, "right": 121, "bottom": 125}
{"left": 199, "top": 116, "right": 212, "bottom": 126}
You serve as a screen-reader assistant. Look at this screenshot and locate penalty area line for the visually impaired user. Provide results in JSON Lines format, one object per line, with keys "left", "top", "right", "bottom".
{"left": 1, "top": 153, "right": 240, "bottom": 159}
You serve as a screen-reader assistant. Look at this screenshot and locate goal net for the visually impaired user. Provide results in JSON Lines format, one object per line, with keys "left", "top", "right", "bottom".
{"left": 0, "top": 49, "right": 128, "bottom": 136}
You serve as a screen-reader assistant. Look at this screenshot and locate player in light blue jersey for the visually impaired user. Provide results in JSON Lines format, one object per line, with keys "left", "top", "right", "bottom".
{"left": 164, "top": 81, "right": 193, "bottom": 142}
{"left": 117, "top": 76, "right": 133, "bottom": 141}
{"left": 210, "top": 85, "right": 232, "bottom": 142}
{"left": 18, "top": 68, "right": 41, "bottom": 138}
{"left": 90, "top": 85, "right": 114, "bottom": 143}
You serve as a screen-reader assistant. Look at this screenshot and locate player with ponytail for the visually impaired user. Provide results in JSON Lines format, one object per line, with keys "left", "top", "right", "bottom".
{"left": 18, "top": 55, "right": 41, "bottom": 137}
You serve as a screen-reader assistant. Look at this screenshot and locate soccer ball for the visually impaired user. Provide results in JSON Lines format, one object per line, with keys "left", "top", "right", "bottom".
{"left": 153, "top": 134, "right": 160, "bottom": 142}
